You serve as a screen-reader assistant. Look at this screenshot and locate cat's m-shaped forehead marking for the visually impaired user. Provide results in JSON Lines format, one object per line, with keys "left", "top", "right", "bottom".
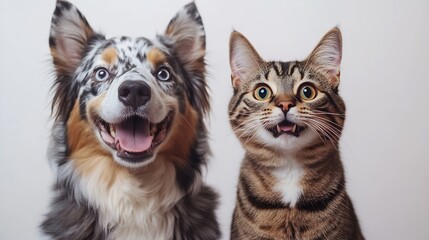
{"left": 256, "top": 61, "right": 304, "bottom": 96}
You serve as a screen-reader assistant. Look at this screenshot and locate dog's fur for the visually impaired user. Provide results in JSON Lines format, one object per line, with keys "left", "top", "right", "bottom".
{"left": 40, "top": 1, "right": 220, "bottom": 239}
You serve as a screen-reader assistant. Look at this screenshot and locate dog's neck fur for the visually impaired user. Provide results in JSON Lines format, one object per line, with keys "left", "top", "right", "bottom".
{"left": 61, "top": 101, "right": 200, "bottom": 239}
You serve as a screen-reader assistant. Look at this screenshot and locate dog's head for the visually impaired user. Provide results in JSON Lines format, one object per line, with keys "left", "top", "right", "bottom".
{"left": 49, "top": 1, "right": 208, "bottom": 168}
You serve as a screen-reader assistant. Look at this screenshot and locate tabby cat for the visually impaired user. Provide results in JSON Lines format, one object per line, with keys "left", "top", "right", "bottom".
{"left": 228, "top": 28, "right": 364, "bottom": 240}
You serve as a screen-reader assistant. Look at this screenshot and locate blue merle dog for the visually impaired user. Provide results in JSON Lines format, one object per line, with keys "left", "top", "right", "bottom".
{"left": 40, "top": 1, "right": 220, "bottom": 239}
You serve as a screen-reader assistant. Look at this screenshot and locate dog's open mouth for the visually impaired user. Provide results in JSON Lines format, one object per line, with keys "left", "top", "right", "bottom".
{"left": 96, "top": 113, "right": 174, "bottom": 162}
{"left": 268, "top": 119, "right": 305, "bottom": 138}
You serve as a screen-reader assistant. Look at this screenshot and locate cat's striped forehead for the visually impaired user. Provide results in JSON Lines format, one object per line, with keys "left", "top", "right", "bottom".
{"left": 243, "top": 61, "right": 311, "bottom": 94}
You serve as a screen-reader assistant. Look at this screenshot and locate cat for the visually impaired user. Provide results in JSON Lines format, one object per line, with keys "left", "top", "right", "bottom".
{"left": 228, "top": 27, "right": 364, "bottom": 240}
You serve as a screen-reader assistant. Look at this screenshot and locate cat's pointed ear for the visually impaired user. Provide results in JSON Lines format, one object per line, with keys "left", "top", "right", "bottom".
{"left": 306, "top": 27, "right": 342, "bottom": 86}
{"left": 230, "top": 31, "right": 264, "bottom": 90}
{"left": 162, "top": 2, "right": 209, "bottom": 114}
{"left": 49, "top": 1, "right": 98, "bottom": 77}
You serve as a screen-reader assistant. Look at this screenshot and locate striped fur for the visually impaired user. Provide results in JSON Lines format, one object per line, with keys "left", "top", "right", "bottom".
{"left": 41, "top": 1, "right": 219, "bottom": 239}
{"left": 228, "top": 28, "right": 364, "bottom": 239}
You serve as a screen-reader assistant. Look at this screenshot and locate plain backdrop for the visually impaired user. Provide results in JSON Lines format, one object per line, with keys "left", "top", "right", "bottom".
{"left": 1, "top": 0, "right": 429, "bottom": 239}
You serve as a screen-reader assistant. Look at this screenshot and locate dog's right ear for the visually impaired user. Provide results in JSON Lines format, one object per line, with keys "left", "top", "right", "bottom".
{"left": 49, "top": 1, "right": 104, "bottom": 120}
{"left": 49, "top": 1, "right": 96, "bottom": 77}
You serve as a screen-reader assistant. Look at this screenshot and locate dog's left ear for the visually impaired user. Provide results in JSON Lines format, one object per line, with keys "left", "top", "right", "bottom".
{"left": 161, "top": 3, "right": 209, "bottom": 115}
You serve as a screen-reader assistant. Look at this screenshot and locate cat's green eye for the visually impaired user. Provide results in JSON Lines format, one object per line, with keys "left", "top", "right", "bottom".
{"left": 253, "top": 85, "right": 272, "bottom": 101}
{"left": 299, "top": 84, "right": 317, "bottom": 101}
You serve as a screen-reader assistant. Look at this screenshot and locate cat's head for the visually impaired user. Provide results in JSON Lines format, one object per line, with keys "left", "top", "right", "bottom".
{"left": 228, "top": 28, "right": 345, "bottom": 152}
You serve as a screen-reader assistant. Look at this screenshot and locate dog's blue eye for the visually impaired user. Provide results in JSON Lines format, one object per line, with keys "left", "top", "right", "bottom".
{"left": 95, "top": 68, "right": 109, "bottom": 81}
{"left": 156, "top": 68, "right": 170, "bottom": 81}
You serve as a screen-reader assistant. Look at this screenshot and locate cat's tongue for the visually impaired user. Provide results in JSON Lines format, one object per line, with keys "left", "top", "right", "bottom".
{"left": 279, "top": 125, "right": 294, "bottom": 132}
{"left": 115, "top": 117, "right": 153, "bottom": 153}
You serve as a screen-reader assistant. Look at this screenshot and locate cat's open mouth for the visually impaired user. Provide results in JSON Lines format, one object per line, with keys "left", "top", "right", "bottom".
{"left": 268, "top": 119, "right": 304, "bottom": 138}
{"left": 95, "top": 112, "right": 174, "bottom": 162}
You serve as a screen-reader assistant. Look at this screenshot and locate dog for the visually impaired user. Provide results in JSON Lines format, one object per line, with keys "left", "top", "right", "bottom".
{"left": 40, "top": 1, "right": 220, "bottom": 239}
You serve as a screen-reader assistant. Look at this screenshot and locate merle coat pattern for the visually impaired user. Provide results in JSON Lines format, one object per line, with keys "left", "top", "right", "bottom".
{"left": 40, "top": 1, "right": 220, "bottom": 239}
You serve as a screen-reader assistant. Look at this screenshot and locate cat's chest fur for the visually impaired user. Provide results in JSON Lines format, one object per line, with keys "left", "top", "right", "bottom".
{"left": 270, "top": 157, "right": 304, "bottom": 207}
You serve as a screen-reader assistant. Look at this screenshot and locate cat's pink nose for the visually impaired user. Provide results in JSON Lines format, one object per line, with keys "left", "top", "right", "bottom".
{"left": 277, "top": 101, "right": 295, "bottom": 112}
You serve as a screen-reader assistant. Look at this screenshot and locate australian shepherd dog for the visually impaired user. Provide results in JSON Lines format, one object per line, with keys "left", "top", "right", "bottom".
{"left": 40, "top": 1, "right": 220, "bottom": 239}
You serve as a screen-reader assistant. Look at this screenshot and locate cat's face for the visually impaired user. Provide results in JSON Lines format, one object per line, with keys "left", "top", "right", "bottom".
{"left": 228, "top": 28, "right": 345, "bottom": 152}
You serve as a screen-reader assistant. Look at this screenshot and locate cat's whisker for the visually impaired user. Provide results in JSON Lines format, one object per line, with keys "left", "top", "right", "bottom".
{"left": 302, "top": 119, "right": 331, "bottom": 146}
{"left": 307, "top": 116, "right": 345, "bottom": 131}
{"left": 307, "top": 119, "right": 341, "bottom": 141}
{"left": 306, "top": 116, "right": 344, "bottom": 128}
{"left": 228, "top": 110, "right": 262, "bottom": 120}
{"left": 307, "top": 116, "right": 343, "bottom": 131}
{"left": 310, "top": 110, "right": 346, "bottom": 116}
{"left": 297, "top": 114, "right": 342, "bottom": 139}
{"left": 311, "top": 109, "right": 345, "bottom": 114}
{"left": 228, "top": 112, "right": 265, "bottom": 122}
{"left": 233, "top": 114, "right": 278, "bottom": 136}
{"left": 314, "top": 120, "right": 342, "bottom": 139}
{"left": 242, "top": 123, "right": 264, "bottom": 145}
{"left": 235, "top": 119, "right": 263, "bottom": 139}
{"left": 301, "top": 117, "right": 340, "bottom": 147}
{"left": 303, "top": 122, "right": 329, "bottom": 146}
{"left": 305, "top": 119, "right": 341, "bottom": 153}
{"left": 300, "top": 114, "right": 343, "bottom": 133}
{"left": 228, "top": 111, "right": 258, "bottom": 117}
{"left": 243, "top": 131, "right": 257, "bottom": 145}
{"left": 308, "top": 112, "right": 345, "bottom": 117}
{"left": 232, "top": 117, "right": 261, "bottom": 130}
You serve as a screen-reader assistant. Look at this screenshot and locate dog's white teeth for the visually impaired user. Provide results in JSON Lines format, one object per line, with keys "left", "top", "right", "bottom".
{"left": 150, "top": 124, "right": 157, "bottom": 136}
{"left": 110, "top": 125, "right": 116, "bottom": 137}
{"left": 277, "top": 125, "right": 282, "bottom": 133}
{"left": 291, "top": 124, "right": 297, "bottom": 133}
{"left": 115, "top": 140, "right": 121, "bottom": 151}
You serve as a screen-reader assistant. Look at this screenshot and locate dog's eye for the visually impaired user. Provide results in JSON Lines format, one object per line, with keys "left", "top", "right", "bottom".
{"left": 95, "top": 68, "right": 110, "bottom": 81}
{"left": 156, "top": 68, "right": 170, "bottom": 81}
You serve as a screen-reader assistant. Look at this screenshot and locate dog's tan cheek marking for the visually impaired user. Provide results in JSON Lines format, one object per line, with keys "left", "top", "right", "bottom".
{"left": 157, "top": 100, "right": 198, "bottom": 167}
{"left": 67, "top": 101, "right": 100, "bottom": 154}
{"left": 67, "top": 95, "right": 123, "bottom": 187}
{"left": 147, "top": 48, "right": 166, "bottom": 67}
{"left": 101, "top": 47, "right": 118, "bottom": 65}
{"left": 86, "top": 93, "right": 105, "bottom": 123}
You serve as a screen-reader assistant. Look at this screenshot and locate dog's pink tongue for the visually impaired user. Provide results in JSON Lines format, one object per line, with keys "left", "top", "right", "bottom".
{"left": 115, "top": 117, "right": 153, "bottom": 153}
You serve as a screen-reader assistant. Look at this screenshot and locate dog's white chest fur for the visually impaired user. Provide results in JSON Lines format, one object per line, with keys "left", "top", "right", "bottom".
{"left": 102, "top": 183, "right": 175, "bottom": 240}
{"left": 272, "top": 158, "right": 304, "bottom": 207}
{"left": 75, "top": 161, "right": 182, "bottom": 240}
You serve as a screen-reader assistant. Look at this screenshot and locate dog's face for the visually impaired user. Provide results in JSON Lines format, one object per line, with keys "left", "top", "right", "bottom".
{"left": 49, "top": 1, "right": 208, "bottom": 168}
{"left": 83, "top": 39, "right": 178, "bottom": 168}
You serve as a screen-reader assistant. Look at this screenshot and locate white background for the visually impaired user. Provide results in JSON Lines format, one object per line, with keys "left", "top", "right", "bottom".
{"left": 1, "top": 0, "right": 429, "bottom": 239}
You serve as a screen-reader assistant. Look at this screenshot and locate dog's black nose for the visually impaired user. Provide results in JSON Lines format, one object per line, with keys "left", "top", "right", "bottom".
{"left": 118, "top": 80, "right": 151, "bottom": 109}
